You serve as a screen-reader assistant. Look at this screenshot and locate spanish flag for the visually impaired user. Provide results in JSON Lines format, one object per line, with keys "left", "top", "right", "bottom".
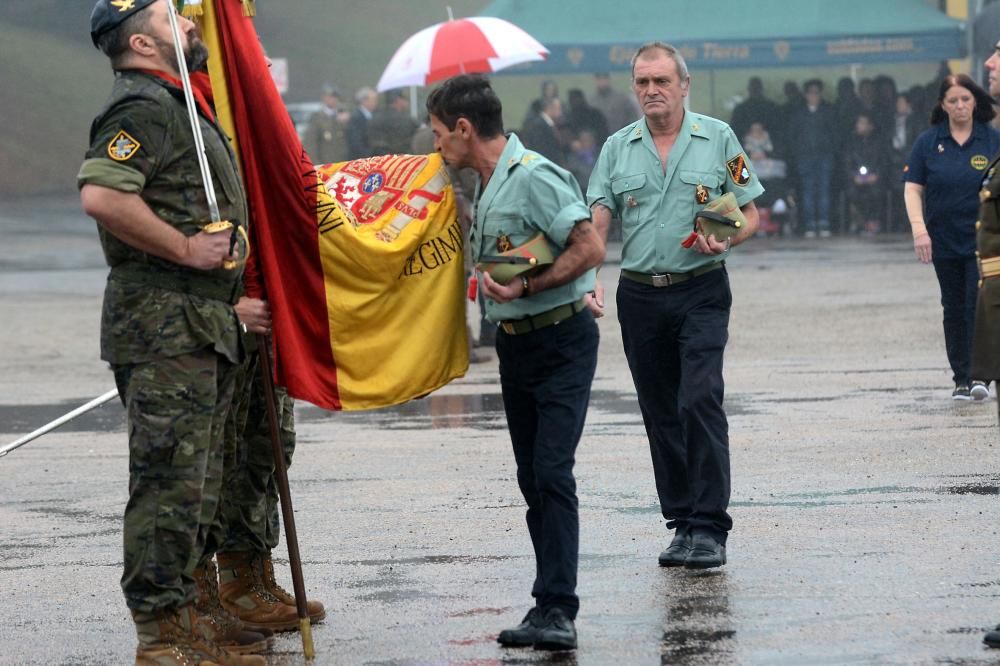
{"left": 195, "top": 0, "right": 468, "bottom": 410}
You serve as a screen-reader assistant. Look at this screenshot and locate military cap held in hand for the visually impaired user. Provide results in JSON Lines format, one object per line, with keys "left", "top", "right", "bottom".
{"left": 91, "top": 0, "right": 159, "bottom": 48}
{"left": 681, "top": 193, "right": 746, "bottom": 248}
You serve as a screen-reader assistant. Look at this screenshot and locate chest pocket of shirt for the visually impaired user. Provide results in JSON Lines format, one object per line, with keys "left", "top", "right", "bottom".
{"left": 678, "top": 170, "right": 723, "bottom": 223}
{"left": 611, "top": 173, "right": 647, "bottom": 229}
{"left": 479, "top": 214, "right": 528, "bottom": 259}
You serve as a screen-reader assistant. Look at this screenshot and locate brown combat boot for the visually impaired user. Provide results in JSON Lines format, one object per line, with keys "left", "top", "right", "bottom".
{"left": 217, "top": 550, "right": 300, "bottom": 632}
{"left": 260, "top": 553, "right": 327, "bottom": 623}
{"left": 133, "top": 605, "right": 266, "bottom": 666}
{"left": 193, "top": 559, "right": 273, "bottom": 654}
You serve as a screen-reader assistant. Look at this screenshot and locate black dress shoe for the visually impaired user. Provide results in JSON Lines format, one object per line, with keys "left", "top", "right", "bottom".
{"left": 684, "top": 532, "right": 726, "bottom": 569}
{"left": 658, "top": 529, "right": 692, "bottom": 567}
{"left": 497, "top": 607, "right": 542, "bottom": 647}
{"left": 533, "top": 607, "right": 577, "bottom": 651}
{"left": 985, "top": 624, "right": 1000, "bottom": 648}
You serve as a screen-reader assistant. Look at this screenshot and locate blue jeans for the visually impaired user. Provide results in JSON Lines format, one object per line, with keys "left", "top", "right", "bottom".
{"left": 932, "top": 256, "right": 979, "bottom": 385}
{"left": 497, "top": 308, "right": 599, "bottom": 620}
{"left": 617, "top": 268, "right": 733, "bottom": 542}
{"left": 796, "top": 155, "right": 833, "bottom": 232}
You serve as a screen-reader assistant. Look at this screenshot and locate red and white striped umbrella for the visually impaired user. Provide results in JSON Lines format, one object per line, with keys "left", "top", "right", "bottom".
{"left": 376, "top": 16, "right": 549, "bottom": 92}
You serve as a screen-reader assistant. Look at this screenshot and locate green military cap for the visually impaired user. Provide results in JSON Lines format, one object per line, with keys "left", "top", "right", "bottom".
{"left": 91, "top": 0, "right": 160, "bottom": 48}
{"left": 681, "top": 192, "right": 746, "bottom": 247}
{"left": 476, "top": 233, "right": 554, "bottom": 285}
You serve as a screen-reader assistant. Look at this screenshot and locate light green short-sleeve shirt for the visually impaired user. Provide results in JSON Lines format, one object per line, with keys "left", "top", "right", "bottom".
{"left": 472, "top": 133, "right": 595, "bottom": 322}
{"left": 587, "top": 111, "right": 764, "bottom": 274}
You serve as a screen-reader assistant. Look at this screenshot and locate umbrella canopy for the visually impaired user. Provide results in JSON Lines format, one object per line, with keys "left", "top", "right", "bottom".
{"left": 376, "top": 16, "right": 548, "bottom": 92}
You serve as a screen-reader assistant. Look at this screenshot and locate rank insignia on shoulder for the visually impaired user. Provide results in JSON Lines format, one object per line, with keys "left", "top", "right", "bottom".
{"left": 696, "top": 184, "right": 709, "bottom": 204}
{"left": 497, "top": 234, "right": 513, "bottom": 252}
{"left": 108, "top": 129, "right": 140, "bottom": 161}
{"left": 726, "top": 153, "right": 751, "bottom": 186}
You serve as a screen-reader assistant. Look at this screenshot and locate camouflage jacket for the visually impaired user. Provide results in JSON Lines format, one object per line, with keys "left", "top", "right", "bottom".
{"left": 78, "top": 69, "right": 248, "bottom": 366}
{"left": 972, "top": 155, "right": 1000, "bottom": 380}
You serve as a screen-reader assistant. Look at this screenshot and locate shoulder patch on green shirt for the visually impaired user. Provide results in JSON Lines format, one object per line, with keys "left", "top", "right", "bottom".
{"left": 107, "top": 129, "right": 141, "bottom": 162}
{"left": 726, "top": 153, "right": 751, "bottom": 186}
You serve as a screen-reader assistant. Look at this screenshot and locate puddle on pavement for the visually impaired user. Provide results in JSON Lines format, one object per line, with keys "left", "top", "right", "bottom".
{"left": 345, "top": 554, "right": 514, "bottom": 567}
{"left": 1, "top": 389, "right": 751, "bottom": 436}
{"left": 298, "top": 389, "right": 753, "bottom": 431}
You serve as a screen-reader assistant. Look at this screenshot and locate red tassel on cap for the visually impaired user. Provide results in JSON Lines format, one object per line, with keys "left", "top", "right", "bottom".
{"left": 680, "top": 231, "right": 699, "bottom": 248}
{"left": 467, "top": 274, "right": 478, "bottom": 301}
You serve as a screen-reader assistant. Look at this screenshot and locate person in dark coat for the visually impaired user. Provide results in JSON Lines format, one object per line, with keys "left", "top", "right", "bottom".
{"left": 347, "top": 86, "right": 378, "bottom": 159}
{"left": 521, "top": 96, "right": 566, "bottom": 167}
{"left": 368, "top": 89, "right": 418, "bottom": 155}
{"left": 843, "top": 113, "right": 887, "bottom": 234}
{"left": 564, "top": 88, "right": 609, "bottom": 148}
{"left": 729, "top": 76, "right": 780, "bottom": 145}
{"left": 789, "top": 79, "right": 837, "bottom": 236}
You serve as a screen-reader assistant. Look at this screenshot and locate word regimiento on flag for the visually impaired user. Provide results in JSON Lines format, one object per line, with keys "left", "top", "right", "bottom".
{"left": 199, "top": 0, "right": 468, "bottom": 411}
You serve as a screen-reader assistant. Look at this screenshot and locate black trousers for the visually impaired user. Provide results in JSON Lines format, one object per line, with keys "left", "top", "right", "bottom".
{"left": 932, "top": 256, "right": 979, "bottom": 385}
{"left": 497, "top": 309, "right": 599, "bottom": 620}
{"left": 617, "top": 268, "right": 733, "bottom": 542}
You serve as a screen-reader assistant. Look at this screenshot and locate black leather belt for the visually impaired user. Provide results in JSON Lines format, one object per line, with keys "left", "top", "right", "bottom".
{"left": 500, "top": 298, "right": 586, "bottom": 335}
{"left": 621, "top": 262, "right": 724, "bottom": 287}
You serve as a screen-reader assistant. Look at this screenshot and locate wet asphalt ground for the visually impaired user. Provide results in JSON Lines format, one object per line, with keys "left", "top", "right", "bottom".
{"left": 1, "top": 198, "right": 999, "bottom": 665}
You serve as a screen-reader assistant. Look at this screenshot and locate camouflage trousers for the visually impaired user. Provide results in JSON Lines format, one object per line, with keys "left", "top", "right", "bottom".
{"left": 113, "top": 348, "right": 237, "bottom": 613}
{"left": 205, "top": 348, "right": 296, "bottom": 558}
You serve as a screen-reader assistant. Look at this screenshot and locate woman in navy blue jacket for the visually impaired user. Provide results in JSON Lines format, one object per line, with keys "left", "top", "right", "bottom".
{"left": 903, "top": 74, "right": 1000, "bottom": 401}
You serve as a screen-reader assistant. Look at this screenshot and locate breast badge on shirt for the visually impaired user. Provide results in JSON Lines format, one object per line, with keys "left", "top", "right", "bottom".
{"left": 107, "top": 129, "right": 140, "bottom": 162}
{"left": 696, "top": 184, "right": 710, "bottom": 204}
{"left": 971, "top": 154, "right": 989, "bottom": 171}
{"left": 726, "top": 153, "right": 751, "bottom": 186}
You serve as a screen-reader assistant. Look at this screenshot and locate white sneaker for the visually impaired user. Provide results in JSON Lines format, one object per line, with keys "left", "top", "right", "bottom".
{"left": 970, "top": 381, "right": 990, "bottom": 401}
{"left": 803, "top": 230, "right": 817, "bottom": 239}
{"left": 819, "top": 229, "right": 832, "bottom": 238}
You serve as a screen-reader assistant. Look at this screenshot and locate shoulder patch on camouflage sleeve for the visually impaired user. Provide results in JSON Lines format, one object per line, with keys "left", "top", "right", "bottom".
{"left": 726, "top": 153, "right": 751, "bottom": 186}
{"left": 107, "top": 129, "right": 141, "bottom": 162}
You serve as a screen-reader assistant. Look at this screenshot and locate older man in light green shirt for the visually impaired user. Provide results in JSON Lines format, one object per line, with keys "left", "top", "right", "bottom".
{"left": 588, "top": 41, "right": 762, "bottom": 571}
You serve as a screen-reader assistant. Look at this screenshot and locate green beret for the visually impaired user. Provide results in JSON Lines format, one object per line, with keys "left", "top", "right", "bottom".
{"left": 90, "top": 0, "right": 160, "bottom": 48}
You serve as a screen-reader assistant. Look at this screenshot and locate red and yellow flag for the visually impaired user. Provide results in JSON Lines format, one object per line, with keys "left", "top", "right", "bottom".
{"left": 197, "top": 0, "right": 468, "bottom": 410}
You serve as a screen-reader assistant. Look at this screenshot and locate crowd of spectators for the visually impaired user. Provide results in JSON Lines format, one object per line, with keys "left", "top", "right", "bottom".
{"left": 302, "top": 69, "right": 950, "bottom": 240}
{"left": 726, "top": 70, "right": 949, "bottom": 237}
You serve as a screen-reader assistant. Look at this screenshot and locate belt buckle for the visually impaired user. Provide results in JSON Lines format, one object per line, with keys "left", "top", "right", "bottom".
{"left": 501, "top": 321, "right": 516, "bottom": 335}
{"left": 651, "top": 273, "right": 672, "bottom": 287}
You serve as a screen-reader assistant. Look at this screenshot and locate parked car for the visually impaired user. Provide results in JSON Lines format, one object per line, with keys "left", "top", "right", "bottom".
{"left": 285, "top": 101, "right": 321, "bottom": 142}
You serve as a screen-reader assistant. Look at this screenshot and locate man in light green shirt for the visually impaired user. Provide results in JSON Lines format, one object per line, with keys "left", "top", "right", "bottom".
{"left": 588, "top": 41, "right": 763, "bottom": 571}
{"left": 427, "top": 74, "right": 603, "bottom": 652}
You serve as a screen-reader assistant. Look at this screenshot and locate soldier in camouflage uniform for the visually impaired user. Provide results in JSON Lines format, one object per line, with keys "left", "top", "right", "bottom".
{"left": 978, "top": 36, "right": 1000, "bottom": 652}
{"left": 79, "top": 1, "right": 265, "bottom": 663}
